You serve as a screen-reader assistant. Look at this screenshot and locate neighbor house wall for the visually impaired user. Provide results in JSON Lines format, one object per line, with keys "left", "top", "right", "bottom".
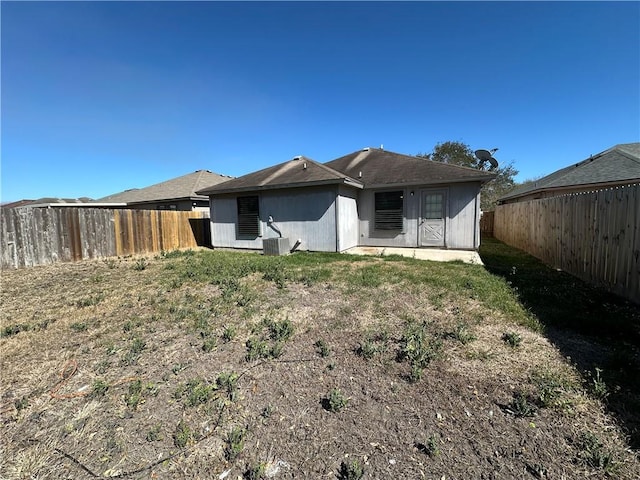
{"left": 209, "top": 186, "right": 339, "bottom": 252}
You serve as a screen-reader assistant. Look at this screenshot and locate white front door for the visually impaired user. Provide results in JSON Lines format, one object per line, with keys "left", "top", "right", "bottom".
{"left": 420, "top": 191, "right": 446, "bottom": 247}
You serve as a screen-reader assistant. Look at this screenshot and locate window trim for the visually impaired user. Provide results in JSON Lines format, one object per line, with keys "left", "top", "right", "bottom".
{"left": 373, "top": 189, "right": 405, "bottom": 233}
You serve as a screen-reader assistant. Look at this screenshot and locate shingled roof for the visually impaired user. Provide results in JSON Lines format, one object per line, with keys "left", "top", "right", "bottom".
{"left": 98, "top": 170, "right": 231, "bottom": 204}
{"left": 324, "top": 148, "right": 496, "bottom": 187}
{"left": 499, "top": 143, "right": 640, "bottom": 202}
{"left": 196, "top": 156, "right": 363, "bottom": 195}
{"left": 197, "top": 149, "right": 495, "bottom": 196}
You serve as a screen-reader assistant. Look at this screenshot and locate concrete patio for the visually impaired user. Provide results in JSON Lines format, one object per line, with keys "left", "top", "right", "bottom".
{"left": 343, "top": 246, "right": 483, "bottom": 265}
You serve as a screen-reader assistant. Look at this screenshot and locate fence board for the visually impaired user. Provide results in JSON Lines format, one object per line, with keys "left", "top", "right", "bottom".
{"left": 1, "top": 208, "right": 210, "bottom": 269}
{"left": 495, "top": 184, "right": 640, "bottom": 304}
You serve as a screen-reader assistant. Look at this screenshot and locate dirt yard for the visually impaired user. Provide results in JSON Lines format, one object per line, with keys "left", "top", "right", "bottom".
{"left": 1, "top": 248, "right": 638, "bottom": 479}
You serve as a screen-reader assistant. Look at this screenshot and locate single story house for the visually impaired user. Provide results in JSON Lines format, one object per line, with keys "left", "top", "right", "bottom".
{"left": 197, "top": 148, "right": 496, "bottom": 252}
{"left": 498, "top": 142, "right": 640, "bottom": 204}
{"left": 97, "top": 170, "right": 232, "bottom": 211}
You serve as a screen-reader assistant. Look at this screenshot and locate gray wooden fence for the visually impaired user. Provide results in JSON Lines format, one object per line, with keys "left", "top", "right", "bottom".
{"left": 1, "top": 207, "right": 210, "bottom": 269}
{"left": 494, "top": 184, "right": 640, "bottom": 304}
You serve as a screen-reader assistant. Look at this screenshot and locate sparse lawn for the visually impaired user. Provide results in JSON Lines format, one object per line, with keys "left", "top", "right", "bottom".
{"left": 1, "top": 244, "right": 638, "bottom": 479}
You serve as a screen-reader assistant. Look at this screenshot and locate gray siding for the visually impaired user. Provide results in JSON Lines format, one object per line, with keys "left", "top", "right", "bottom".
{"left": 210, "top": 187, "right": 338, "bottom": 252}
{"left": 208, "top": 182, "right": 482, "bottom": 252}
{"left": 336, "top": 186, "right": 359, "bottom": 251}
{"left": 358, "top": 188, "right": 419, "bottom": 248}
{"left": 446, "top": 183, "right": 481, "bottom": 249}
{"left": 358, "top": 183, "right": 482, "bottom": 250}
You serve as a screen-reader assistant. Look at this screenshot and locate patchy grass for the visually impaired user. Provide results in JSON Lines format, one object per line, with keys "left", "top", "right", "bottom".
{"left": 0, "top": 246, "right": 638, "bottom": 479}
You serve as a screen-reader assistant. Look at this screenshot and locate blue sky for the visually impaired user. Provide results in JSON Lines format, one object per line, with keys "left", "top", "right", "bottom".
{"left": 2, "top": 1, "right": 639, "bottom": 202}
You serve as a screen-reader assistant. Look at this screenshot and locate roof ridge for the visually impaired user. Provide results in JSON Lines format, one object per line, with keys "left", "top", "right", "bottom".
{"left": 332, "top": 147, "right": 497, "bottom": 175}
{"left": 305, "top": 156, "right": 361, "bottom": 183}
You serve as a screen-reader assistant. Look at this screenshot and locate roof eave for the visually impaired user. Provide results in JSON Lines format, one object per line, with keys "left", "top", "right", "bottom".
{"left": 125, "top": 195, "right": 209, "bottom": 205}
{"left": 363, "top": 175, "right": 495, "bottom": 189}
{"left": 498, "top": 178, "right": 640, "bottom": 202}
{"left": 199, "top": 178, "right": 363, "bottom": 196}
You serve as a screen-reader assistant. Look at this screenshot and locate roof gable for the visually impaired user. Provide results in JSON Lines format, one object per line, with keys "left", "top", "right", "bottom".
{"left": 98, "top": 170, "right": 231, "bottom": 204}
{"left": 197, "top": 156, "right": 363, "bottom": 195}
{"left": 500, "top": 143, "right": 640, "bottom": 201}
{"left": 324, "top": 148, "right": 496, "bottom": 187}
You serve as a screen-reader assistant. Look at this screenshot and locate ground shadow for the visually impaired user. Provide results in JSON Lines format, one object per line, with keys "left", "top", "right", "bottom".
{"left": 479, "top": 236, "right": 640, "bottom": 450}
{"left": 188, "top": 217, "right": 211, "bottom": 247}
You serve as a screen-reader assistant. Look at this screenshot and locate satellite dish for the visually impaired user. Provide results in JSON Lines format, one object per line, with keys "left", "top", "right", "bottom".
{"left": 474, "top": 149, "right": 492, "bottom": 161}
{"left": 475, "top": 148, "right": 499, "bottom": 170}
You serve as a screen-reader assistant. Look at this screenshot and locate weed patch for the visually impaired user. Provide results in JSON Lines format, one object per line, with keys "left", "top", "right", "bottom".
{"left": 502, "top": 331, "right": 522, "bottom": 348}
{"left": 224, "top": 426, "right": 246, "bottom": 461}
{"left": 315, "top": 339, "right": 331, "bottom": 357}
{"left": 324, "top": 388, "right": 348, "bottom": 413}
{"left": 504, "top": 391, "right": 537, "bottom": 417}
{"left": 445, "top": 322, "right": 476, "bottom": 344}
{"left": 175, "top": 379, "right": 216, "bottom": 408}
{"left": 576, "top": 432, "right": 617, "bottom": 473}
{"left": 398, "top": 321, "right": 442, "bottom": 382}
{"left": 173, "top": 421, "right": 193, "bottom": 448}
{"left": 337, "top": 459, "right": 364, "bottom": 480}
{"left": 415, "top": 434, "right": 440, "bottom": 457}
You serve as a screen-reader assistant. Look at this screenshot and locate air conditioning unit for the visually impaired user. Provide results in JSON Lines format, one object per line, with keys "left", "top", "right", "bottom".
{"left": 263, "top": 237, "right": 290, "bottom": 256}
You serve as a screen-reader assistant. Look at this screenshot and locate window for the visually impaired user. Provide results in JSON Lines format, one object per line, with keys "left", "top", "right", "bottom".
{"left": 237, "top": 196, "right": 260, "bottom": 238}
{"left": 374, "top": 191, "right": 404, "bottom": 231}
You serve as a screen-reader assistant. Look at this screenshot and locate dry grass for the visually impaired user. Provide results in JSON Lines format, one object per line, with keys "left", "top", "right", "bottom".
{"left": 1, "top": 248, "right": 638, "bottom": 479}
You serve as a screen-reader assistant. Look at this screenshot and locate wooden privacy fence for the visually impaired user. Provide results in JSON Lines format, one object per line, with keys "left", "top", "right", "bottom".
{"left": 494, "top": 184, "right": 640, "bottom": 304}
{"left": 1, "top": 208, "right": 210, "bottom": 269}
{"left": 480, "top": 211, "right": 494, "bottom": 236}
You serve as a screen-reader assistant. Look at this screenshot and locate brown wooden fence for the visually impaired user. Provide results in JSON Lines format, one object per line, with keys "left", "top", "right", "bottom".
{"left": 480, "top": 211, "right": 494, "bottom": 236}
{"left": 1, "top": 208, "right": 210, "bottom": 269}
{"left": 494, "top": 184, "right": 640, "bottom": 304}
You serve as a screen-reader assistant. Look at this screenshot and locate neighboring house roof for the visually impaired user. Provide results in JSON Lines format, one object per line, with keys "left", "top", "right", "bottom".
{"left": 325, "top": 148, "right": 496, "bottom": 187}
{"left": 98, "top": 170, "right": 231, "bottom": 204}
{"left": 1, "top": 198, "right": 94, "bottom": 208}
{"left": 197, "top": 148, "right": 495, "bottom": 196}
{"left": 500, "top": 142, "right": 640, "bottom": 202}
{"left": 197, "top": 156, "right": 363, "bottom": 195}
